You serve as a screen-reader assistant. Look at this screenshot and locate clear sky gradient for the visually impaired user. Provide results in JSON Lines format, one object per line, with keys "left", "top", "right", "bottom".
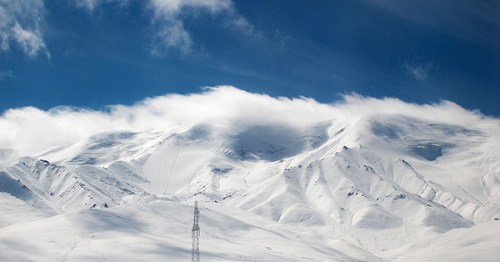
{"left": 0, "top": 0, "right": 498, "bottom": 115}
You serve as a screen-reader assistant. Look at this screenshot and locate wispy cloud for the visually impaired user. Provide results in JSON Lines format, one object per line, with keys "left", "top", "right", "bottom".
{"left": 402, "top": 61, "right": 432, "bottom": 81}
{"left": 0, "top": 86, "right": 496, "bottom": 168}
{"left": 71, "top": 0, "right": 254, "bottom": 56}
{"left": 71, "top": 0, "right": 131, "bottom": 12}
{"left": 11, "top": 22, "right": 48, "bottom": 58}
{"left": 72, "top": 0, "right": 101, "bottom": 11}
{"left": 73, "top": 0, "right": 107, "bottom": 11}
{"left": 0, "top": 0, "right": 49, "bottom": 58}
{"left": 147, "top": 0, "right": 251, "bottom": 56}
{"left": 0, "top": 0, "right": 252, "bottom": 59}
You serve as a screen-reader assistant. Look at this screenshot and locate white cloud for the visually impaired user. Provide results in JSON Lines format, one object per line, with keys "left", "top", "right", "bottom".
{"left": 0, "top": 86, "right": 497, "bottom": 169}
{"left": 12, "top": 22, "right": 48, "bottom": 58}
{"left": 149, "top": 17, "right": 192, "bottom": 56}
{"left": 148, "top": 0, "right": 232, "bottom": 16}
{"left": 62, "top": 0, "right": 254, "bottom": 57}
{"left": 147, "top": 0, "right": 243, "bottom": 56}
{"left": 402, "top": 61, "right": 432, "bottom": 81}
{"left": 229, "top": 16, "right": 254, "bottom": 34}
{"left": 0, "top": 0, "right": 49, "bottom": 58}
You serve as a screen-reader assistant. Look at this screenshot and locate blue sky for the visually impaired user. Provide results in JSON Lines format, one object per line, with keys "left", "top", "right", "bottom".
{"left": 0, "top": 0, "right": 499, "bottom": 115}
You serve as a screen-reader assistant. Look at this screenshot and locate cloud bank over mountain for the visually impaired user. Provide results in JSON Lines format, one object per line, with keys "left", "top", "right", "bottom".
{"left": 0, "top": 86, "right": 497, "bottom": 168}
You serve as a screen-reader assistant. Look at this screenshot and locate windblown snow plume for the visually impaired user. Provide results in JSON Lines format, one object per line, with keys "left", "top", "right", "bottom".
{"left": 0, "top": 86, "right": 499, "bottom": 261}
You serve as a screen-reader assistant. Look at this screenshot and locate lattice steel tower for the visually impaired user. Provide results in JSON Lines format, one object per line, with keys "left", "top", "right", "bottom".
{"left": 191, "top": 201, "right": 200, "bottom": 262}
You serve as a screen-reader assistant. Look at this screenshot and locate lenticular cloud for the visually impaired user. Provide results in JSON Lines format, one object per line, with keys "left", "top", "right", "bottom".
{"left": 0, "top": 86, "right": 497, "bottom": 167}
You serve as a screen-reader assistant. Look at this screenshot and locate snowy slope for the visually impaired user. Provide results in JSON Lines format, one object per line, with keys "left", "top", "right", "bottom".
{"left": 0, "top": 88, "right": 499, "bottom": 261}
{"left": 0, "top": 199, "right": 385, "bottom": 261}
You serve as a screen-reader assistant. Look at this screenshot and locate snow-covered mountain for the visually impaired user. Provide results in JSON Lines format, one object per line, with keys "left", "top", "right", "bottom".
{"left": 0, "top": 87, "right": 499, "bottom": 261}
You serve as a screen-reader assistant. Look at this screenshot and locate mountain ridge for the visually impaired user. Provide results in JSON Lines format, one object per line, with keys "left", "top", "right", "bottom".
{"left": 0, "top": 88, "right": 499, "bottom": 261}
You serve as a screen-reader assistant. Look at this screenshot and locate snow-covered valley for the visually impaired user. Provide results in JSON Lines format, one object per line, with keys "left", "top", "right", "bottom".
{"left": 0, "top": 87, "right": 499, "bottom": 261}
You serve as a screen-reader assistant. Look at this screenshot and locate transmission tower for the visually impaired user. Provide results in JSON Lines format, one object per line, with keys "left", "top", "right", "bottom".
{"left": 192, "top": 201, "right": 200, "bottom": 262}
